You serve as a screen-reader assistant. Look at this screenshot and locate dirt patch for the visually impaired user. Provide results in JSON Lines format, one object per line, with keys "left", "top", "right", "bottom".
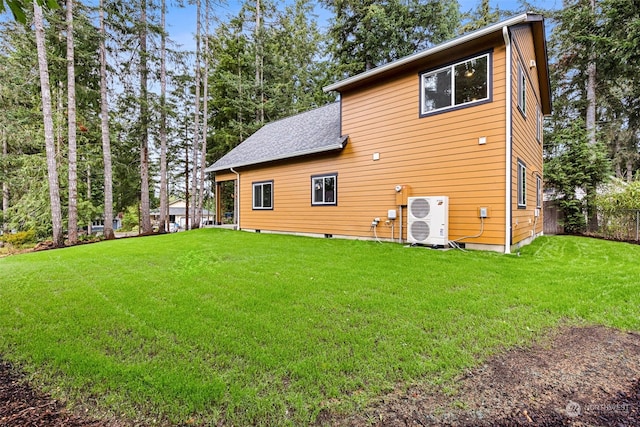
{"left": 2, "top": 326, "right": 639, "bottom": 426}
{"left": 338, "top": 325, "right": 640, "bottom": 426}
{"left": 0, "top": 361, "right": 123, "bottom": 427}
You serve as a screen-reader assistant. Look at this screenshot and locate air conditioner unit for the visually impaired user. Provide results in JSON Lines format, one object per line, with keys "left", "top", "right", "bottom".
{"left": 407, "top": 196, "right": 449, "bottom": 246}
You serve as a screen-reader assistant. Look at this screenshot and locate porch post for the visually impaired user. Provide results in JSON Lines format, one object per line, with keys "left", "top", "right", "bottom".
{"left": 215, "top": 180, "right": 222, "bottom": 225}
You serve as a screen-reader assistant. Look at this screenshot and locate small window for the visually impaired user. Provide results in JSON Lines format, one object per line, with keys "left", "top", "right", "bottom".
{"left": 420, "top": 52, "right": 490, "bottom": 115}
{"left": 536, "top": 175, "right": 542, "bottom": 208}
{"left": 517, "top": 160, "right": 526, "bottom": 208}
{"left": 252, "top": 181, "right": 273, "bottom": 210}
{"left": 517, "top": 63, "right": 526, "bottom": 116}
{"left": 536, "top": 107, "right": 542, "bottom": 142}
{"left": 311, "top": 174, "right": 337, "bottom": 206}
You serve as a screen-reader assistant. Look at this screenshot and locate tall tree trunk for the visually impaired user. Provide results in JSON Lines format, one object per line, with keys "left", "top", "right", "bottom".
{"left": 159, "top": 0, "right": 168, "bottom": 233}
{"left": 237, "top": 19, "right": 244, "bottom": 143}
{"left": 99, "top": 0, "right": 114, "bottom": 239}
{"left": 34, "top": 1, "right": 64, "bottom": 247}
{"left": 185, "top": 139, "right": 189, "bottom": 230}
{"left": 86, "top": 162, "right": 92, "bottom": 235}
{"left": 614, "top": 137, "right": 622, "bottom": 178}
{"left": 255, "top": 0, "right": 264, "bottom": 124}
{"left": 191, "top": 0, "right": 201, "bottom": 229}
{"left": 66, "top": 0, "right": 78, "bottom": 244}
{"left": 56, "top": 81, "right": 63, "bottom": 158}
{"left": 586, "top": 0, "right": 598, "bottom": 232}
{"left": 196, "top": 0, "right": 209, "bottom": 226}
{"left": 139, "top": 0, "right": 152, "bottom": 233}
{"left": 2, "top": 128, "right": 8, "bottom": 234}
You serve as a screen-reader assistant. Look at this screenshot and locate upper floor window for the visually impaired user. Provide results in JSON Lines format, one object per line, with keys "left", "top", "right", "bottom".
{"left": 312, "top": 174, "right": 337, "bottom": 206}
{"left": 420, "top": 52, "right": 490, "bottom": 116}
{"left": 536, "top": 106, "right": 542, "bottom": 142}
{"left": 518, "top": 63, "right": 526, "bottom": 116}
{"left": 252, "top": 181, "right": 273, "bottom": 210}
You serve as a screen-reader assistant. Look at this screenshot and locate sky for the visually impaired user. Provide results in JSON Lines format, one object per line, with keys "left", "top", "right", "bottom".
{"left": 0, "top": 1, "right": 562, "bottom": 52}
{"left": 167, "top": 0, "right": 563, "bottom": 52}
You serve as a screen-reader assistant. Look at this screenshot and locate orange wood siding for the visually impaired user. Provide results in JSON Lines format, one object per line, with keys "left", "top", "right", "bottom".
{"left": 225, "top": 45, "right": 510, "bottom": 247}
{"left": 215, "top": 171, "right": 236, "bottom": 182}
{"left": 510, "top": 25, "right": 544, "bottom": 245}
{"left": 214, "top": 22, "right": 548, "bottom": 251}
{"left": 511, "top": 25, "right": 543, "bottom": 106}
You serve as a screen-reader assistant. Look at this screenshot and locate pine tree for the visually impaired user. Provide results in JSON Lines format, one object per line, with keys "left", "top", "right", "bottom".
{"left": 598, "top": 0, "right": 640, "bottom": 179}
{"left": 545, "top": 0, "right": 612, "bottom": 232}
{"left": 66, "top": 0, "right": 78, "bottom": 244}
{"left": 1, "top": 127, "right": 7, "bottom": 234}
{"left": 196, "top": 0, "right": 211, "bottom": 228}
{"left": 159, "top": 0, "right": 168, "bottom": 233}
{"left": 34, "top": 1, "right": 64, "bottom": 246}
{"left": 191, "top": 0, "right": 202, "bottom": 230}
{"left": 208, "top": 0, "right": 332, "bottom": 162}
{"left": 460, "top": 0, "right": 509, "bottom": 34}
{"left": 321, "top": 0, "right": 459, "bottom": 77}
{"left": 138, "top": 0, "right": 152, "bottom": 234}
{"left": 99, "top": 0, "right": 115, "bottom": 239}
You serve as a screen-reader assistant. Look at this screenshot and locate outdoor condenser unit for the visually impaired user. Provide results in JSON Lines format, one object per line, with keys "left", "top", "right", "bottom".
{"left": 407, "top": 196, "right": 449, "bottom": 246}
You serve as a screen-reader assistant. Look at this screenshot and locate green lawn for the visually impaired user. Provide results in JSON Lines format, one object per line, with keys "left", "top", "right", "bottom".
{"left": 0, "top": 230, "right": 638, "bottom": 425}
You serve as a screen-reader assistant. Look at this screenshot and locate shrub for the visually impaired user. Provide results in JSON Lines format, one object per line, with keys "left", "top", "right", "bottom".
{"left": 0, "top": 229, "right": 37, "bottom": 247}
{"left": 121, "top": 205, "right": 140, "bottom": 232}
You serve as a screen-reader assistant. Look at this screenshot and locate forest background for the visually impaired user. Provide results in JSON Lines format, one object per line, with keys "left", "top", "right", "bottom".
{"left": 0, "top": 0, "right": 638, "bottom": 246}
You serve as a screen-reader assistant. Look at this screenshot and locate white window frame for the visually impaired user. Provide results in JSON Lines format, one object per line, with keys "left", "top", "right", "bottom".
{"left": 311, "top": 174, "right": 337, "bottom": 206}
{"left": 518, "top": 62, "right": 526, "bottom": 116}
{"left": 536, "top": 107, "right": 541, "bottom": 142}
{"left": 517, "top": 160, "right": 527, "bottom": 208}
{"left": 419, "top": 52, "right": 491, "bottom": 116}
{"left": 252, "top": 181, "right": 273, "bottom": 210}
{"left": 536, "top": 175, "right": 542, "bottom": 208}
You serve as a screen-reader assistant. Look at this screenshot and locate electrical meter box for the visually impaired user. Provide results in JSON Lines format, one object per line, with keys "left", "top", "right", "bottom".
{"left": 394, "top": 185, "right": 410, "bottom": 206}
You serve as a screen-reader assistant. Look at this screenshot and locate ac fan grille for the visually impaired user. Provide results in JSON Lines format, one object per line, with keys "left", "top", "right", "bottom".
{"left": 410, "top": 220, "right": 430, "bottom": 242}
{"left": 410, "top": 198, "right": 430, "bottom": 218}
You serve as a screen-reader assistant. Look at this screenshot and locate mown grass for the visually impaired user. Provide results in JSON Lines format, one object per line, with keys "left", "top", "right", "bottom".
{"left": 0, "top": 230, "right": 638, "bottom": 425}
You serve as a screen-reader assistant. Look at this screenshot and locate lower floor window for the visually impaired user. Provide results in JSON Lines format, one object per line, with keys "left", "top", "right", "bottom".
{"left": 253, "top": 181, "right": 273, "bottom": 209}
{"left": 517, "top": 160, "right": 526, "bottom": 208}
{"left": 312, "top": 174, "right": 337, "bottom": 205}
{"left": 536, "top": 175, "right": 542, "bottom": 208}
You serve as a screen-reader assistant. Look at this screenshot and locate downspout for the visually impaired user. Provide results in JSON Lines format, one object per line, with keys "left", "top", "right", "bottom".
{"left": 503, "top": 26, "right": 512, "bottom": 254}
{"left": 230, "top": 167, "right": 240, "bottom": 229}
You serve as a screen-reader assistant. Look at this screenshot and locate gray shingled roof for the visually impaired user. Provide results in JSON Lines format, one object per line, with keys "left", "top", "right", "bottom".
{"left": 205, "top": 102, "right": 347, "bottom": 173}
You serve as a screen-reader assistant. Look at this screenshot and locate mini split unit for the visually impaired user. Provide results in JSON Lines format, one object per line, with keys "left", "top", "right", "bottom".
{"left": 407, "top": 196, "right": 449, "bottom": 246}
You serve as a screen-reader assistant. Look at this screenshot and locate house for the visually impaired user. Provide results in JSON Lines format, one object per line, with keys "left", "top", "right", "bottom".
{"left": 206, "top": 13, "right": 551, "bottom": 253}
{"left": 89, "top": 216, "right": 122, "bottom": 234}
{"left": 150, "top": 200, "right": 214, "bottom": 229}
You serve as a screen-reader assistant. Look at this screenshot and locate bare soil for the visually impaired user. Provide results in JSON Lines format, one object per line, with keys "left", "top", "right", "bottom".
{"left": 337, "top": 325, "right": 640, "bottom": 427}
{"left": 2, "top": 325, "right": 639, "bottom": 426}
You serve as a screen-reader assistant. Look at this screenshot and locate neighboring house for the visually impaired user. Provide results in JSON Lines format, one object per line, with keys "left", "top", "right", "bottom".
{"left": 206, "top": 13, "right": 551, "bottom": 253}
{"left": 150, "top": 200, "right": 214, "bottom": 229}
{"left": 89, "top": 217, "right": 122, "bottom": 233}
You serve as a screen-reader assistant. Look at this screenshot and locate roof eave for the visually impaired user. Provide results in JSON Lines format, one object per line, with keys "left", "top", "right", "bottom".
{"left": 323, "top": 13, "right": 541, "bottom": 94}
{"left": 531, "top": 18, "right": 552, "bottom": 115}
{"left": 206, "top": 136, "right": 349, "bottom": 174}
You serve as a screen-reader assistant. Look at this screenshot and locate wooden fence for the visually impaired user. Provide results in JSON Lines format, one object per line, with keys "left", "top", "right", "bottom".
{"left": 543, "top": 200, "right": 564, "bottom": 235}
{"left": 544, "top": 200, "right": 640, "bottom": 242}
